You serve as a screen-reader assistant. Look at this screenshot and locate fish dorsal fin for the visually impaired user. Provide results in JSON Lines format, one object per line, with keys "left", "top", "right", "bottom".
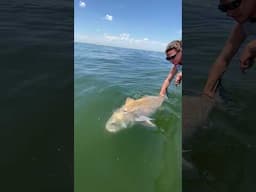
{"left": 125, "top": 97, "right": 135, "bottom": 105}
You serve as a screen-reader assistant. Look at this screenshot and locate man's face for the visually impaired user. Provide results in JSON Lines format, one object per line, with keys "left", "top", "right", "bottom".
{"left": 166, "top": 49, "right": 182, "bottom": 65}
{"left": 219, "top": 0, "right": 255, "bottom": 23}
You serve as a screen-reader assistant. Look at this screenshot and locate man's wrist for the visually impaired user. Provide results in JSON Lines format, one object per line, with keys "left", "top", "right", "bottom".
{"left": 201, "top": 92, "right": 214, "bottom": 100}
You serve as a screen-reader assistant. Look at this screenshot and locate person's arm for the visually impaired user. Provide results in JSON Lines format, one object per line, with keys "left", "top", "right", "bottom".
{"left": 175, "top": 71, "right": 182, "bottom": 86}
{"left": 240, "top": 39, "right": 256, "bottom": 73}
{"left": 247, "top": 40, "right": 256, "bottom": 55}
{"left": 203, "top": 23, "right": 246, "bottom": 97}
{"left": 159, "top": 66, "right": 177, "bottom": 96}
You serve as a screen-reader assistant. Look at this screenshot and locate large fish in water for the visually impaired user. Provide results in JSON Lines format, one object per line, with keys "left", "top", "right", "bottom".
{"left": 182, "top": 93, "right": 218, "bottom": 178}
{"left": 182, "top": 79, "right": 225, "bottom": 143}
{"left": 182, "top": 79, "right": 226, "bottom": 178}
{"left": 182, "top": 94, "right": 216, "bottom": 143}
{"left": 105, "top": 95, "right": 166, "bottom": 133}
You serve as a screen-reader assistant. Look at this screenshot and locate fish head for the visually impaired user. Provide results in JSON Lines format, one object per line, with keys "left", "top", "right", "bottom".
{"left": 105, "top": 108, "right": 133, "bottom": 133}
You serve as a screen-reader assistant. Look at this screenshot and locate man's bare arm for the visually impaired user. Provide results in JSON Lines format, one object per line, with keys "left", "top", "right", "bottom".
{"left": 203, "top": 23, "right": 246, "bottom": 97}
{"left": 160, "top": 66, "right": 177, "bottom": 96}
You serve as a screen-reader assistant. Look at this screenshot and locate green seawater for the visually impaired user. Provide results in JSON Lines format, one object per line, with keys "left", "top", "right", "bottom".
{"left": 75, "top": 43, "right": 181, "bottom": 192}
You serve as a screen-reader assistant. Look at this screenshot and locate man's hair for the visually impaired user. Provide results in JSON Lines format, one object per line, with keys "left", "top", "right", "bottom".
{"left": 165, "top": 40, "right": 182, "bottom": 53}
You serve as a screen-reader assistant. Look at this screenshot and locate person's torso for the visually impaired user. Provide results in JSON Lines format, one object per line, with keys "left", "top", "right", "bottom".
{"left": 174, "top": 64, "right": 182, "bottom": 72}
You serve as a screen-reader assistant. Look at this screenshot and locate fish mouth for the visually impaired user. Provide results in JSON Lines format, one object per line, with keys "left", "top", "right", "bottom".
{"left": 106, "top": 128, "right": 117, "bottom": 133}
{"left": 105, "top": 119, "right": 129, "bottom": 133}
{"left": 105, "top": 123, "right": 119, "bottom": 133}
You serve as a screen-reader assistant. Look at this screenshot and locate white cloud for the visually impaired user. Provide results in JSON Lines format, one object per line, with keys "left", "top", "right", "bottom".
{"left": 104, "top": 14, "right": 113, "bottom": 21}
{"left": 104, "top": 33, "right": 119, "bottom": 41}
{"left": 79, "top": 0, "right": 86, "bottom": 8}
{"left": 104, "top": 33, "right": 130, "bottom": 41}
{"left": 75, "top": 33, "right": 167, "bottom": 52}
{"left": 102, "top": 33, "right": 166, "bottom": 51}
{"left": 120, "top": 33, "right": 130, "bottom": 40}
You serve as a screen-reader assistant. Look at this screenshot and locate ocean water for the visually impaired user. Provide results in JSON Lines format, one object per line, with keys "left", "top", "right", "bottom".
{"left": 2, "top": 0, "right": 73, "bottom": 191}
{"left": 183, "top": 1, "right": 256, "bottom": 191}
{"left": 75, "top": 42, "right": 181, "bottom": 192}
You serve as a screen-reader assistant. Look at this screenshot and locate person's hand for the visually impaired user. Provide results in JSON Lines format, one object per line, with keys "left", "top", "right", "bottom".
{"left": 159, "top": 92, "right": 165, "bottom": 97}
{"left": 175, "top": 72, "right": 182, "bottom": 86}
{"left": 240, "top": 44, "right": 255, "bottom": 73}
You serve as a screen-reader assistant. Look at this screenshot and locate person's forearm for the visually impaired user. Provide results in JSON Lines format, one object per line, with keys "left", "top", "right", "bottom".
{"left": 160, "top": 79, "right": 170, "bottom": 96}
{"left": 175, "top": 72, "right": 182, "bottom": 86}
{"left": 203, "top": 24, "right": 245, "bottom": 97}
{"left": 159, "top": 67, "right": 176, "bottom": 96}
{"left": 203, "top": 58, "right": 227, "bottom": 97}
{"left": 248, "top": 40, "right": 256, "bottom": 56}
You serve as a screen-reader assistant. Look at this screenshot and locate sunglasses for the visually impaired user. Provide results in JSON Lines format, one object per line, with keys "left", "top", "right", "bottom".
{"left": 166, "top": 53, "right": 177, "bottom": 61}
{"left": 218, "top": 0, "right": 241, "bottom": 12}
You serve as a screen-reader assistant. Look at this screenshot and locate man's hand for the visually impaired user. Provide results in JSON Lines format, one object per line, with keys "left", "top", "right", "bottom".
{"left": 175, "top": 72, "right": 182, "bottom": 86}
{"left": 240, "top": 41, "right": 256, "bottom": 73}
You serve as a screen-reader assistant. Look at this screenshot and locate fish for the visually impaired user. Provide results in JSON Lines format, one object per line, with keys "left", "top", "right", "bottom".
{"left": 181, "top": 94, "right": 217, "bottom": 180}
{"left": 183, "top": 78, "right": 225, "bottom": 143}
{"left": 182, "top": 79, "right": 225, "bottom": 178}
{"left": 105, "top": 95, "right": 166, "bottom": 133}
{"left": 182, "top": 94, "right": 216, "bottom": 143}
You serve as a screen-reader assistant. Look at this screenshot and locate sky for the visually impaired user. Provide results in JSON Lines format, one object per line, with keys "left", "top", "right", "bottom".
{"left": 75, "top": 0, "right": 182, "bottom": 52}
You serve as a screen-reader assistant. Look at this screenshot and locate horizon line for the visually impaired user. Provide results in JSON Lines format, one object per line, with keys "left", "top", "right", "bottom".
{"left": 74, "top": 40, "right": 165, "bottom": 53}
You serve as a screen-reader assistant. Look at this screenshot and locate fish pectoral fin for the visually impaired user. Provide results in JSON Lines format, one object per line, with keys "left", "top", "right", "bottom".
{"left": 135, "top": 115, "right": 153, "bottom": 122}
{"left": 135, "top": 116, "right": 156, "bottom": 127}
{"left": 143, "top": 120, "right": 156, "bottom": 128}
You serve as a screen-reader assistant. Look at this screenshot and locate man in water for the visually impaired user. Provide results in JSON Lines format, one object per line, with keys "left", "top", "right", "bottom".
{"left": 203, "top": 0, "right": 256, "bottom": 97}
{"left": 159, "top": 40, "right": 182, "bottom": 96}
